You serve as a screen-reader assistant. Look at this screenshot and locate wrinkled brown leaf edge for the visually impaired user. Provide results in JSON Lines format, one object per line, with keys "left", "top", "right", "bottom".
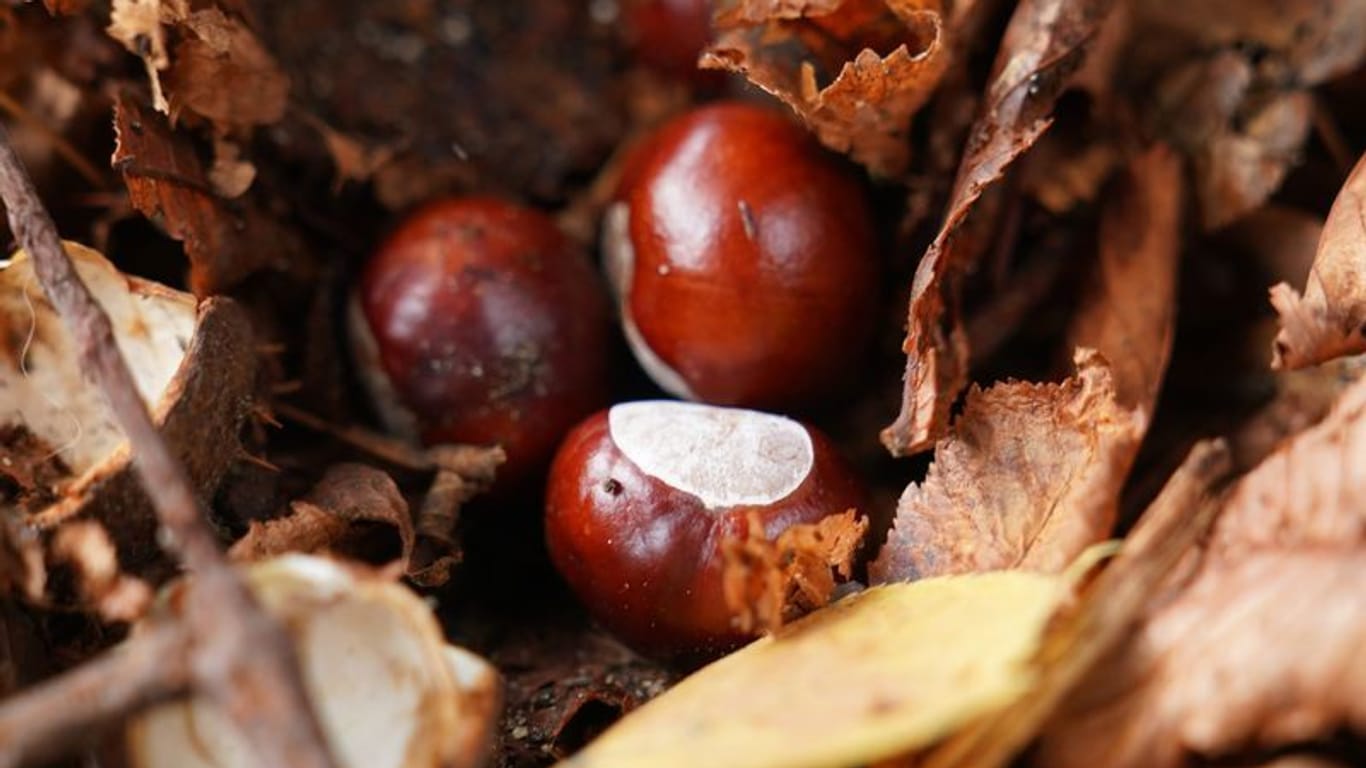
{"left": 107, "top": 0, "right": 288, "bottom": 133}
{"left": 914, "top": 440, "right": 1232, "bottom": 768}
{"left": 882, "top": 0, "right": 1120, "bottom": 457}
{"left": 702, "top": 0, "right": 948, "bottom": 177}
{"left": 1271, "top": 151, "right": 1366, "bottom": 370}
{"left": 228, "top": 463, "right": 414, "bottom": 568}
{"left": 1037, "top": 370, "right": 1366, "bottom": 768}
{"left": 720, "top": 509, "right": 868, "bottom": 636}
{"left": 869, "top": 349, "right": 1145, "bottom": 582}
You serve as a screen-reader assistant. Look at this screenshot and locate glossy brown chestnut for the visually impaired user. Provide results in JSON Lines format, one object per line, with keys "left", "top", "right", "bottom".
{"left": 351, "top": 197, "right": 611, "bottom": 486}
{"left": 605, "top": 102, "right": 880, "bottom": 412}
{"left": 544, "top": 400, "right": 868, "bottom": 657}
{"left": 620, "top": 0, "right": 717, "bottom": 84}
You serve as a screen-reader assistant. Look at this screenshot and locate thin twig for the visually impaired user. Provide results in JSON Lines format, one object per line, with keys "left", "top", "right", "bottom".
{"left": 0, "top": 622, "right": 189, "bottom": 768}
{"left": 0, "top": 123, "right": 337, "bottom": 768}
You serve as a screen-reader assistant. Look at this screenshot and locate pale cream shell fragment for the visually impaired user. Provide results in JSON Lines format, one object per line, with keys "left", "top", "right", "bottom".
{"left": 0, "top": 241, "right": 255, "bottom": 586}
{"left": 126, "top": 555, "right": 501, "bottom": 768}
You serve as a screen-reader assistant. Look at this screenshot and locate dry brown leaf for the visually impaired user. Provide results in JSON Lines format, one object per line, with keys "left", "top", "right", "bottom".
{"left": 870, "top": 350, "right": 1144, "bottom": 583}
{"left": 111, "top": 91, "right": 306, "bottom": 294}
{"left": 919, "top": 441, "right": 1231, "bottom": 768}
{"left": 1039, "top": 551, "right": 1366, "bottom": 768}
{"left": 882, "top": 0, "right": 1119, "bottom": 457}
{"left": 702, "top": 0, "right": 947, "bottom": 177}
{"left": 1133, "top": 1, "right": 1366, "bottom": 228}
{"left": 229, "top": 464, "right": 415, "bottom": 568}
{"left": 108, "top": 1, "right": 288, "bottom": 133}
{"left": 721, "top": 509, "right": 868, "bottom": 636}
{"left": 1212, "top": 372, "right": 1366, "bottom": 559}
{"left": 1067, "top": 145, "right": 1182, "bottom": 410}
{"left": 163, "top": 8, "right": 289, "bottom": 132}
{"left": 1039, "top": 372, "right": 1366, "bottom": 768}
{"left": 1271, "top": 153, "right": 1366, "bottom": 370}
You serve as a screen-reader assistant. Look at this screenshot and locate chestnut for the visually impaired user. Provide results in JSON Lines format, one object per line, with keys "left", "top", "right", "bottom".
{"left": 350, "top": 197, "right": 611, "bottom": 486}
{"left": 604, "top": 102, "right": 881, "bottom": 412}
{"left": 620, "top": 0, "right": 717, "bottom": 85}
{"left": 544, "top": 400, "right": 867, "bottom": 657}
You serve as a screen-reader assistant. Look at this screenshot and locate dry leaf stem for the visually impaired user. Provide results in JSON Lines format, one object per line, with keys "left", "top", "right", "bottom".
{"left": 0, "top": 124, "right": 337, "bottom": 768}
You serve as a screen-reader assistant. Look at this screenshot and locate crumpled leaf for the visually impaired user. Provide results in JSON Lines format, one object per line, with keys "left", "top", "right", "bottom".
{"left": 107, "top": 0, "right": 288, "bottom": 133}
{"left": 1211, "top": 373, "right": 1366, "bottom": 558}
{"left": 229, "top": 463, "right": 414, "bottom": 568}
{"left": 1271, "top": 153, "right": 1366, "bottom": 370}
{"left": 1039, "top": 373, "right": 1366, "bottom": 768}
{"left": 162, "top": 8, "right": 289, "bottom": 132}
{"left": 918, "top": 441, "right": 1231, "bottom": 768}
{"left": 111, "top": 90, "right": 306, "bottom": 294}
{"left": 882, "top": 0, "right": 1119, "bottom": 456}
{"left": 1133, "top": 1, "right": 1366, "bottom": 228}
{"left": 1067, "top": 146, "right": 1182, "bottom": 410}
{"left": 720, "top": 509, "right": 867, "bottom": 636}
{"left": 702, "top": 0, "right": 947, "bottom": 177}
{"left": 1039, "top": 552, "right": 1366, "bottom": 768}
{"left": 561, "top": 570, "right": 1068, "bottom": 768}
{"left": 870, "top": 351, "right": 1144, "bottom": 583}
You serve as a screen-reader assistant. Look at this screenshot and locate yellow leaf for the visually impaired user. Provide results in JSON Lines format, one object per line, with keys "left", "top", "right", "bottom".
{"left": 561, "top": 571, "right": 1065, "bottom": 768}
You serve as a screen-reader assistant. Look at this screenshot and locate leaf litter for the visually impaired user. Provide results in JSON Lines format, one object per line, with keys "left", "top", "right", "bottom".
{"left": 0, "top": 1, "right": 1365, "bottom": 767}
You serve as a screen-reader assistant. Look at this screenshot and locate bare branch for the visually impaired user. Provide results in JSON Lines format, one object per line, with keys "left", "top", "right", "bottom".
{"left": 0, "top": 622, "right": 189, "bottom": 768}
{"left": 0, "top": 123, "right": 337, "bottom": 768}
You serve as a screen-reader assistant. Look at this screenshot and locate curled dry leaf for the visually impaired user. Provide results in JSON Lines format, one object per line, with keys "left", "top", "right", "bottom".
{"left": 702, "top": 0, "right": 947, "bottom": 177}
{"left": 562, "top": 570, "right": 1069, "bottom": 768}
{"left": 162, "top": 8, "right": 289, "bottom": 132}
{"left": 0, "top": 241, "right": 253, "bottom": 594}
{"left": 1039, "top": 373, "right": 1366, "bottom": 768}
{"left": 1067, "top": 145, "right": 1182, "bottom": 410}
{"left": 720, "top": 509, "right": 867, "bottom": 636}
{"left": 1039, "top": 552, "right": 1366, "bottom": 768}
{"left": 126, "top": 555, "right": 502, "bottom": 768}
{"left": 108, "top": 0, "right": 288, "bottom": 132}
{"left": 870, "top": 351, "right": 1144, "bottom": 583}
{"left": 228, "top": 463, "right": 415, "bottom": 569}
{"left": 882, "top": 0, "right": 1119, "bottom": 456}
{"left": 1211, "top": 372, "right": 1366, "bottom": 559}
{"left": 1271, "top": 153, "right": 1366, "bottom": 370}
{"left": 1133, "top": 1, "right": 1366, "bottom": 228}
{"left": 112, "top": 91, "right": 306, "bottom": 294}
{"left": 917, "top": 441, "right": 1231, "bottom": 768}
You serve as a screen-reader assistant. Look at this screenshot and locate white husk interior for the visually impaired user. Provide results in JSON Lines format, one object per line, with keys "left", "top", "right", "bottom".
{"left": 127, "top": 555, "right": 499, "bottom": 768}
{"left": 0, "top": 242, "right": 195, "bottom": 476}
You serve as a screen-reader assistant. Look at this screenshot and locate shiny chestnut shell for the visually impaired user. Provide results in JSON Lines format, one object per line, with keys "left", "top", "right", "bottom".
{"left": 353, "top": 197, "right": 610, "bottom": 485}
{"left": 544, "top": 401, "right": 868, "bottom": 657}
{"left": 608, "top": 102, "right": 880, "bottom": 412}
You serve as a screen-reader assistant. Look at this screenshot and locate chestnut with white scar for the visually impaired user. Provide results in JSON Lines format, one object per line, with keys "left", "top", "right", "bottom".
{"left": 544, "top": 400, "right": 868, "bottom": 658}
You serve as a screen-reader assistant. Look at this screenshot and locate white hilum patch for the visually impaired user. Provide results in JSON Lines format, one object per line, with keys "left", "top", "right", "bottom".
{"left": 608, "top": 400, "right": 813, "bottom": 508}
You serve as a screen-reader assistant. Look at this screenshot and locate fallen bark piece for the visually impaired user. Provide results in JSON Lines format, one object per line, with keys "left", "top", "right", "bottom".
{"left": 1271, "top": 152, "right": 1366, "bottom": 370}
{"left": 125, "top": 555, "right": 502, "bottom": 768}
